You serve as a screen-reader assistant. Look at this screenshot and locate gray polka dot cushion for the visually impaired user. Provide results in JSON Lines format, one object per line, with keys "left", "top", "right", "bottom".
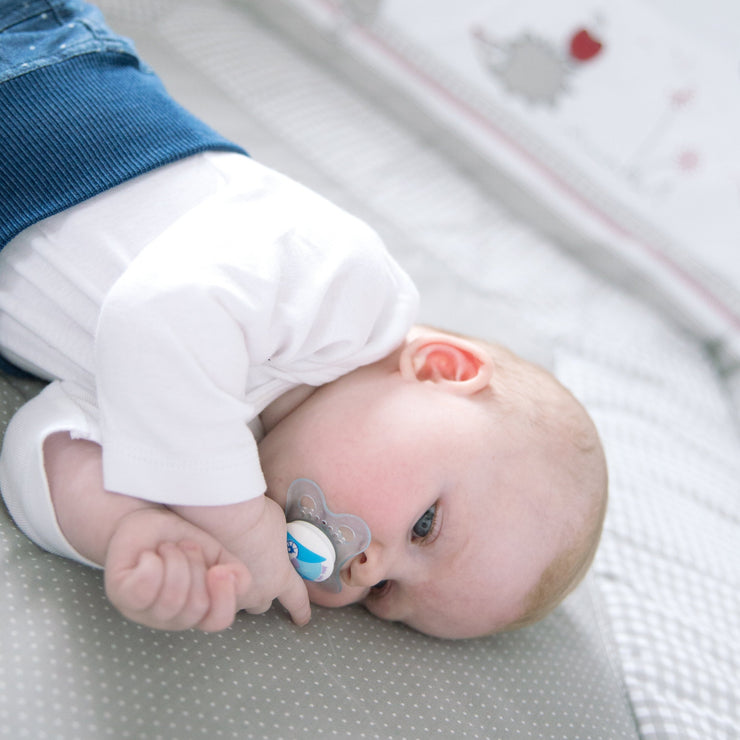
{"left": 0, "top": 370, "right": 638, "bottom": 739}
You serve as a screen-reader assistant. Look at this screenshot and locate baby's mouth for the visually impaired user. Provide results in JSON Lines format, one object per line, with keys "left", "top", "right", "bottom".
{"left": 370, "top": 580, "right": 389, "bottom": 595}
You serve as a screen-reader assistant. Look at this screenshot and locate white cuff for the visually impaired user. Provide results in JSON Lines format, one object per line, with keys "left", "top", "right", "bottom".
{"left": 0, "top": 382, "right": 101, "bottom": 569}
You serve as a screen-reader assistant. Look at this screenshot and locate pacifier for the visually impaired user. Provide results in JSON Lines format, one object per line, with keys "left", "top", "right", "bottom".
{"left": 285, "top": 478, "right": 371, "bottom": 593}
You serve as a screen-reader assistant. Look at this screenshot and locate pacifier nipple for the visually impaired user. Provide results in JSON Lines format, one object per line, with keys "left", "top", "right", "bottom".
{"left": 285, "top": 478, "right": 371, "bottom": 593}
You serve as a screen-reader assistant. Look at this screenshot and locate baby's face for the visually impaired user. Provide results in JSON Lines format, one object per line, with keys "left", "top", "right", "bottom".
{"left": 259, "top": 356, "right": 573, "bottom": 638}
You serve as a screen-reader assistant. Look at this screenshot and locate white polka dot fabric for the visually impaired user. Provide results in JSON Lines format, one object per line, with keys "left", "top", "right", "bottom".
{"left": 2, "top": 1, "right": 738, "bottom": 737}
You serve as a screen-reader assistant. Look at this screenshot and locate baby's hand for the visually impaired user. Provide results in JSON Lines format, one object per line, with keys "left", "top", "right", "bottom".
{"left": 171, "top": 496, "right": 311, "bottom": 627}
{"left": 105, "top": 508, "right": 251, "bottom": 631}
{"left": 230, "top": 496, "right": 312, "bottom": 626}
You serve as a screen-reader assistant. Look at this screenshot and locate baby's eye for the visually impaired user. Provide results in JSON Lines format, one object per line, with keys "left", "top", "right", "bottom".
{"left": 412, "top": 504, "right": 437, "bottom": 540}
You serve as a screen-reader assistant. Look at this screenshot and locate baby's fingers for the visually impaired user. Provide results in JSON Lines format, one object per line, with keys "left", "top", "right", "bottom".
{"left": 278, "top": 570, "right": 312, "bottom": 627}
{"left": 147, "top": 542, "right": 196, "bottom": 623}
{"left": 106, "top": 550, "right": 165, "bottom": 614}
{"left": 107, "top": 541, "right": 212, "bottom": 630}
{"left": 198, "top": 564, "right": 251, "bottom": 632}
{"left": 153, "top": 541, "right": 212, "bottom": 628}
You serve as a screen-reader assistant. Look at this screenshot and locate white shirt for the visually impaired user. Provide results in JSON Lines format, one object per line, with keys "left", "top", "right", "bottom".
{"left": 0, "top": 152, "right": 418, "bottom": 521}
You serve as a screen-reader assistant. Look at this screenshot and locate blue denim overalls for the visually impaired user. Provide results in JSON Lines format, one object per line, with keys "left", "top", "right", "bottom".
{"left": 0, "top": 0, "right": 246, "bottom": 250}
{"left": 0, "top": 0, "right": 138, "bottom": 82}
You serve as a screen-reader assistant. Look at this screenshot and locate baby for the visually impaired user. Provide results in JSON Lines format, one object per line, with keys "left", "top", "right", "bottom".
{"left": 0, "top": 0, "right": 607, "bottom": 639}
{"left": 3, "top": 323, "right": 607, "bottom": 639}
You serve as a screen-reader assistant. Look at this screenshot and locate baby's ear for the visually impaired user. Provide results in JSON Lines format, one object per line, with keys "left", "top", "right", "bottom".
{"left": 399, "top": 333, "right": 493, "bottom": 395}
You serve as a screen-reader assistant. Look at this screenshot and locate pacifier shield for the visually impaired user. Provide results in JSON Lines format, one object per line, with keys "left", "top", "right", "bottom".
{"left": 285, "top": 478, "right": 371, "bottom": 593}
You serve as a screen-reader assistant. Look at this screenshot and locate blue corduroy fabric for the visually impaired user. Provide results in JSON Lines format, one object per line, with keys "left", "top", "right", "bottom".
{"left": 0, "top": 51, "right": 246, "bottom": 250}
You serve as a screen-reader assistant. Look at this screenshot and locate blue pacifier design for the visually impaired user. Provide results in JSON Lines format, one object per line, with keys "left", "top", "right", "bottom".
{"left": 285, "top": 478, "right": 371, "bottom": 593}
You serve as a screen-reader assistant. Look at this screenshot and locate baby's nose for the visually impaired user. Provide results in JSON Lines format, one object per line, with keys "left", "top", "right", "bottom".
{"left": 344, "top": 542, "right": 387, "bottom": 589}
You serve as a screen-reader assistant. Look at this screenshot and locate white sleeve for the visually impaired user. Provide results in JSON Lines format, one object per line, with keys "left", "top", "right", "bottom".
{"left": 95, "top": 184, "right": 418, "bottom": 507}
{"left": 0, "top": 382, "right": 101, "bottom": 569}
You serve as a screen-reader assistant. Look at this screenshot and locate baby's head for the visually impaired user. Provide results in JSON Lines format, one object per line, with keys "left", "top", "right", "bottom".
{"left": 259, "top": 327, "right": 607, "bottom": 638}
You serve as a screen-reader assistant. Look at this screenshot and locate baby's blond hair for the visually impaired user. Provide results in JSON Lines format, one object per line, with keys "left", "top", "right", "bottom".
{"left": 463, "top": 333, "right": 608, "bottom": 632}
